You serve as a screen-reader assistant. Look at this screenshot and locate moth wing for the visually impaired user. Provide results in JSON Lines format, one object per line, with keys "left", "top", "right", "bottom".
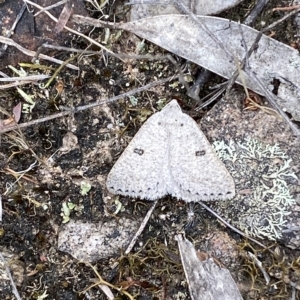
{"left": 106, "top": 112, "right": 169, "bottom": 200}
{"left": 169, "top": 115, "right": 235, "bottom": 202}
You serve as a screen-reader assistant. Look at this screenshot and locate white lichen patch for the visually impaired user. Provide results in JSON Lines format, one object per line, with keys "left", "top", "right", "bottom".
{"left": 213, "top": 138, "right": 298, "bottom": 241}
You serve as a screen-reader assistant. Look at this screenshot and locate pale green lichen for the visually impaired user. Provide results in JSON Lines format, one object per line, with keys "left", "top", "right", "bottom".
{"left": 61, "top": 201, "right": 77, "bottom": 223}
{"left": 80, "top": 181, "right": 92, "bottom": 196}
{"left": 213, "top": 140, "right": 238, "bottom": 162}
{"left": 213, "top": 138, "right": 297, "bottom": 241}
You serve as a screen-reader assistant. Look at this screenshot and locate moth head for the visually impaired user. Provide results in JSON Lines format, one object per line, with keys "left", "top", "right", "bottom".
{"left": 162, "top": 100, "right": 182, "bottom": 125}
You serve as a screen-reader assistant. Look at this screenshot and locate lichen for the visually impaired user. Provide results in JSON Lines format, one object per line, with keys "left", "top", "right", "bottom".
{"left": 213, "top": 138, "right": 298, "bottom": 241}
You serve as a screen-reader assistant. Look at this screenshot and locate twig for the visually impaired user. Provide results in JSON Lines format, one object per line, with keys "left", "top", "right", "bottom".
{"left": 10, "top": 3, "right": 27, "bottom": 34}
{"left": 72, "top": 14, "right": 119, "bottom": 29}
{"left": 244, "top": 0, "right": 270, "bottom": 26}
{"left": 34, "top": 0, "right": 68, "bottom": 17}
{"left": 246, "top": 67, "right": 300, "bottom": 136}
{"left": 0, "top": 3, "right": 26, "bottom": 56}
{"left": 264, "top": 6, "right": 300, "bottom": 30}
{"left": 0, "top": 36, "right": 79, "bottom": 70}
{"left": 198, "top": 201, "right": 267, "bottom": 249}
{"left": 248, "top": 252, "right": 271, "bottom": 284}
{"left": 0, "top": 253, "right": 22, "bottom": 300}
{"left": 195, "top": 83, "right": 227, "bottom": 110}
{"left": 225, "top": 7, "right": 300, "bottom": 135}
{"left": 3, "top": 161, "right": 38, "bottom": 196}
{"left": 273, "top": 4, "right": 300, "bottom": 12}
{"left": 0, "top": 75, "right": 50, "bottom": 82}
{"left": 81, "top": 262, "right": 135, "bottom": 299}
{"left": 0, "top": 195, "right": 2, "bottom": 222}
{"left": 0, "top": 69, "right": 49, "bottom": 89}
{"left": 125, "top": 200, "right": 158, "bottom": 255}
{"left": 0, "top": 75, "right": 179, "bottom": 134}
{"left": 0, "top": 81, "right": 42, "bottom": 89}
{"left": 23, "top": 0, "right": 118, "bottom": 59}
{"left": 40, "top": 53, "right": 80, "bottom": 89}
{"left": 188, "top": 68, "right": 211, "bottom": 102}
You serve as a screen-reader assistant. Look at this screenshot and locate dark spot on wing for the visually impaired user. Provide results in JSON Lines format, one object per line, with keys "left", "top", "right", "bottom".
{"left": 180, "top": 123, "right": 184, "bottom": 126}
{"left": 226, "top": 191, "right": 232, "bottom": 195}
{"left": 196, "top": 150, "right": 206, "bottom": 156}
{"left": 134, "top": 148, "right": 144, "bottom": 155}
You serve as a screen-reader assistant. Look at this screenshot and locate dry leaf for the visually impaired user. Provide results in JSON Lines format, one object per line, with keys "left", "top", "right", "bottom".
{"left": 55, "top": 0, "right": 73, "bottom": 34}
{"left": 130, "top": 0, "right": 243, "bottom": 20}
{"left": 0, "top": 102, "right": 22, "bottom": 128}
{"left": 121, "top": 15, "right": 300, "bottom": 121}
{"left": 74, "top": 14, "right": 300, "bottom": 121}
{"left": 176, "top": 234, "right": 243, "bottom": 300}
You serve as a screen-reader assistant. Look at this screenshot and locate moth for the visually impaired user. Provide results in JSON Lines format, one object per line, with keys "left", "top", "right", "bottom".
{"left": 107, "top": 100, "right": 235, "bottom": 202}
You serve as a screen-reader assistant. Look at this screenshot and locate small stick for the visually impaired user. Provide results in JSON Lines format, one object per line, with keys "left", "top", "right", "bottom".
{"left": 264, "top": 6, "right": 300, "bottom": 30}
{"left": 273, "top": 4, "right": 300, "bottom": 12}
{"left": 23, "top": 0, "right": 118, "bottom": 59}
{"left": 0, "top": 253, "right": 22, "bottom": 300}
{"left": 198, "top": 201, "right": 267, "bottom": 249}
{"left": 34, "top": 0, "right": 68, "bottom": 17}
{"left": 125, "top": 200, "right": 158, "bottom": 255}
{"left": 0, "top": 81, "right": 42, "bottom": 89}
{"left": 0, "top": 75, "right": 179, "bottom": 134}
{"left": 0, "top": 195, "right": 2, "bottom": 222}
{"left": 0, "top": 36, "right": 79, "bottom": 70}
{"left": 246, "top": 67, "right": 300, "bottom": 136}
{"left": 225, "top": 7, "right": 300, "bottom": 136}
{"left": 244, "top": 0, "right": 270, "bottom": 26}
{"left": 0, "top": 75, "right": 50, "bottom": 82}
{"left": 0, "top": 3, "right": 26, "bottom": 56}
{"left": 40, "top": 53, "right": 80, "bottom": 89}
{"left": 248, "top": 252, "right": 271, "bottom": 284}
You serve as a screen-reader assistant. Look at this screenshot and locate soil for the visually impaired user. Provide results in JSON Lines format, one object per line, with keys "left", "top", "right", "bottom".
{"left": 0, "top": 1, "right": 299, "bottom": 299}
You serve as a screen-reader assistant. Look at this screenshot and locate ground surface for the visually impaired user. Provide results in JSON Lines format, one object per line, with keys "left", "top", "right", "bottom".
{"left": 0, "top": 0, "right": 300, "bottom": 299}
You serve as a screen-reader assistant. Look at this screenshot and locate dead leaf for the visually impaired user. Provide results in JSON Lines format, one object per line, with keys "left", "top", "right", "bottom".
{"left": 0, "top": 102, "right": 22, "bottom": 129}
{"left": 12, "top": 102, "right": 22, "bottom": 123}
{"left": 177, "top": 234, "right": 243, "bottom": 300}
{"left": 73, "top": 14, "right": 300, "bottom": 121}
{"left": 130, "top": 0, "right": 243, "bottom": 21}
{"left": 55, "top": 0, "right": 73, "bottom": 34}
